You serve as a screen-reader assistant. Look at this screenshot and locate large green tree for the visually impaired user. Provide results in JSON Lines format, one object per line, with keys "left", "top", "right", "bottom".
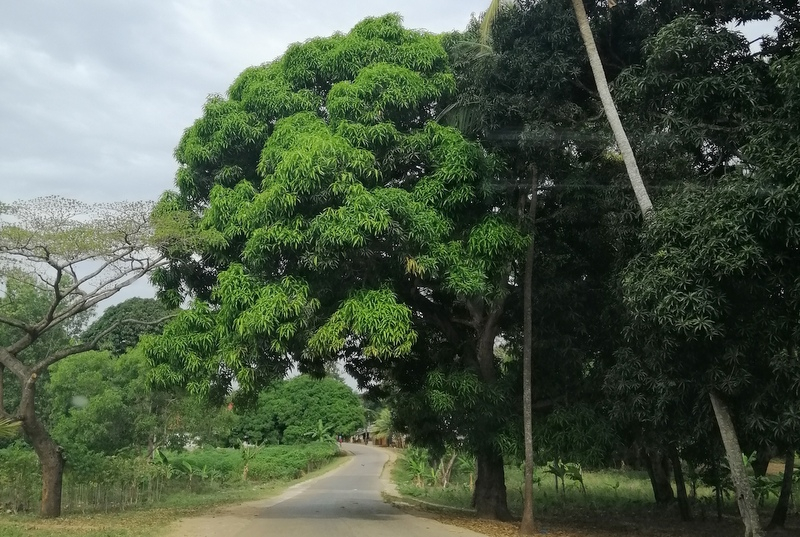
{"left": 611, "top": 8, "right": 800, "bottom": 536}
{"left": 44, "top": 348, "right": 235, "bottom": 456}
{"left": 145, "top": 14, "right": 530, "bottom": 519}
{"left": 233, "top": 375, "right": 364, "bottom": 444}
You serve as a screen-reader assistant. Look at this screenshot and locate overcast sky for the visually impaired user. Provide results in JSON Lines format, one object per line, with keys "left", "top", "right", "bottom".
{"left": 0, "top": 2, "right": 776, "bottom": 307}
{"left": 0, "top": 0, "right": 494, "bottom": 205}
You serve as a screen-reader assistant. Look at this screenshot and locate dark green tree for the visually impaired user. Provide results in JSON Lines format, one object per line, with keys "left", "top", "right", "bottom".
{"left": 614, "top": 16, "right": 800, "bottom": 535}
{"left": 82, "top": 298, "right": 174, "bottom": 355}
{"left": 233, "top": 375, "right": 364, "bottom": 444}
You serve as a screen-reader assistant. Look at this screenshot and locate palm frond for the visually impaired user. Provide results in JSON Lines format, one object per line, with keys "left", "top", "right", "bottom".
{"left": 479, "top": 0, "right": 505, "bottom": 44}
{"left": 0, "top": 418, "right": 21, "bottom": 439}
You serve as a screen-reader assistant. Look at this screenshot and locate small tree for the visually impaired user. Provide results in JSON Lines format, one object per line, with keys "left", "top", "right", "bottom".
{"left": 0, "top": 197, "right": 166, "bottom": 517}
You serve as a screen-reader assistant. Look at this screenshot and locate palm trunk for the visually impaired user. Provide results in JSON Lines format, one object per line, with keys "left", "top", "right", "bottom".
{"left": 767, "top": 450, "right": 794, "bottom": 530}
{"left": 709, "top": 391, "right": 764, "bottom": 537}
{"left": 569, "top": 0, "right": 653, "bottom": 216}
{"left": 520, "top": 171, "right": 538, "bottom": 535}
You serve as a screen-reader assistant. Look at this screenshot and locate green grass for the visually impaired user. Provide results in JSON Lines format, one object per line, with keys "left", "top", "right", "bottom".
{"left": 0, "top": 446, "right": 348, "bottom": 537}
{"left": 391, "top": 453, "right": 794, "bottom": 519}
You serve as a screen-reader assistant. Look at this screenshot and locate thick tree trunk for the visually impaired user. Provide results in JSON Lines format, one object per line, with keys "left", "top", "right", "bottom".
{"left": 670, "top": 448, "right": 692, "bottom": 521}
{"left": 473, "top": 447, "right": 513, "bottom": 521}
{"left": 22, "top": 410, "right": 64, "bottom": 518}
{"left": 20, "top": 381, "right": 64, "bottom": 518}
{"left": 519, "top": 171, "right": 538, "bottom": 535}
{"left": 470, "top": 302, "right": 511, "bottom": 521}
{"left": 709, "top": 391, "right": 764, "bottom": 537}
{"left": 570, "top": 0, "right": 653, "bottom": 216}
{"left": 767, "top": 451, "right": 794, "bottom": 530}
{"left": 645, "top": 448, "right": 674, "bottom": 504}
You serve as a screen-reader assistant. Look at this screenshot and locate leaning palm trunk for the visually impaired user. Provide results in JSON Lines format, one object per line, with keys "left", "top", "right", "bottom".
{"left": 569, "top": 0, "right": 652, "bottom": 216}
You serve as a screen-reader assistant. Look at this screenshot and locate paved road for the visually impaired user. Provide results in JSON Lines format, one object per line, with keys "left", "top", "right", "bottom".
{"left": 166, "top": 442, "right": 485, "bottom": 537}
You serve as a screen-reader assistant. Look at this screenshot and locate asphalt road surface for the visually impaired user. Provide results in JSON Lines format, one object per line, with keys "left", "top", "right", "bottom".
{"left": 166, "top": 442, "right": 485, "bottom": 537}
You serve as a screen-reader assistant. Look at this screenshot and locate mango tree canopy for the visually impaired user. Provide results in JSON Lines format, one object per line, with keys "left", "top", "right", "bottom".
{"left": 144, "top": 14, "right": 526, "bottom": 399}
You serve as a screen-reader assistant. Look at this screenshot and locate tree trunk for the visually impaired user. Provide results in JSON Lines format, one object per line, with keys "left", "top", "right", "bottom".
{"left": 709, "top": 391, "right": 764, "bottom": 537}
{"left": 473, "top": 447, "right": 512, "bottom": 521}
{"left": 20, "top": 381, "right": 63, "bottom": 518}
{"left": 569, "top": 0, "right": 653, "bottom": 216}
{"left": 670, "top": 448, "right": 692, "bottom": 521}
{"left": 767, "top": 450, "right": 794, "bottom": 530}
{"left": 751, "top": 448, "right": 772, "bottom": 478}
{"left": 519, "top": 171, "right": 538, "bottom": 535}
{"left": 645, "top": 448, "right": 674, "bottom": 504}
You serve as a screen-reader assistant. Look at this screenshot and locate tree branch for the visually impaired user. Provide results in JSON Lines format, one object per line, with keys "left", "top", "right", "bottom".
{"left": 31, "top": 313, "right": 176, "bottom": 375}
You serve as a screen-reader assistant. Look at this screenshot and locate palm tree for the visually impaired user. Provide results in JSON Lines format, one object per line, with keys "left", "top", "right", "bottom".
{"left": 372, "top": 408, "right": 393, "bottom": 443}
{"left": 567, "top": 0, "right": 652, "bottom": 215}
{"left": 481, "top": 0, "right": 652, "bottom": 215}
{"left": 0, "top": 417, "right": 21, "bottom": 439}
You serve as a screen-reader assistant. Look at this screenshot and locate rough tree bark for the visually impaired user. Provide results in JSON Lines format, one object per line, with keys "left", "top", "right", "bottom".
{"left": 709, "top": 391, "right": 764, "bottom": 537}
{"left": 670, "top": 448, "right": 692, "bottom": 521}
{"left": 519, "top": 170, "right": 539, "bottom": 535}
{"left": 767, "top": 450, "right": 794, "bottom": 530}
{"left": 474, "top": 446, "right": 513, "bottom": 521}
{"left": 645, "top": 448, "right": 674, "bottom": 504}
{"left": 20, "top": 379, "right": 63, "bottom": 518}
{"left": 468, "top": 300, "right": 512, "bottom": 520}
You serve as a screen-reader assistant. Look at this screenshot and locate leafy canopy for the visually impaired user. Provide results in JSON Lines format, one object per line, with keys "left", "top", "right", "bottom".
{"left": 145, "top": 14, "right": 526, "bottom": 398}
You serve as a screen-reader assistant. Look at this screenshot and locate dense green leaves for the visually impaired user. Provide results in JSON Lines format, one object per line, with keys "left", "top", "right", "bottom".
{"left": 147, "top": 14, "right": 514, "bottom": 403}
{"left": 232, "top": 375, "right": 364, "bottom": 445}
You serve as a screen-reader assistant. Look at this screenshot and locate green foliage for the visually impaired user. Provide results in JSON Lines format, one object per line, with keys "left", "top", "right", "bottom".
{"left": 82, "top": 298, "right": 174, "bottom": 355}
{"left": 0, "top": 417, "right": 21, "bottom": 439}
{"left": 145, "top": 14, "right": 514, "bottom": 413}
{"left": 44, "top": 348, "right": 236, "bottom": 456}
{"left": 0, "top": 441, "right": 339, "bottom": 514}
{"left": 46, "top": 350, "right": 151, "bottom": 454}
{"left": 0, "top": 273, "right": 72, "bottom": 413}
{"left": 533, "top": 405, "right": 619, "bottom": 468}
{"left": 233, "top": 375, "right": 364, "bottom": 445}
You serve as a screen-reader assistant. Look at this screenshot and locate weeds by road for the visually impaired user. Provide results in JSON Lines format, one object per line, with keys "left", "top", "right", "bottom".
{"left": 0, "top": 451, "right": 349, "bottom": 537}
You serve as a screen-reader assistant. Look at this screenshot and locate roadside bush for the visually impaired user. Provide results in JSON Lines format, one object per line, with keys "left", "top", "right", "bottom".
{"left": 0, "top": 441, "right": 340, "bottom": 514}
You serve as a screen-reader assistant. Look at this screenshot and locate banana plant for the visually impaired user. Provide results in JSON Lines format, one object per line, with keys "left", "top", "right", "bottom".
{"left": 564, "top": 462, "right": 586, "bottom": 494}
{"left": 304, "top": 419, "right": 335, "bottom": 444}
{"left": 544, "top": 460, "right": 567, "bottom": 494}
{"left": 241, "top": 442, "right": 263, "bottom": 481}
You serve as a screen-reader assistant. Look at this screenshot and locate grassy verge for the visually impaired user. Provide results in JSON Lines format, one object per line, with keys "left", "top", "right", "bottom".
{"left": 389, "top": 450, "right": 800, "bottom": 537}
{"left": 0, "top": 450, "right": 349, "bottom": 537}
